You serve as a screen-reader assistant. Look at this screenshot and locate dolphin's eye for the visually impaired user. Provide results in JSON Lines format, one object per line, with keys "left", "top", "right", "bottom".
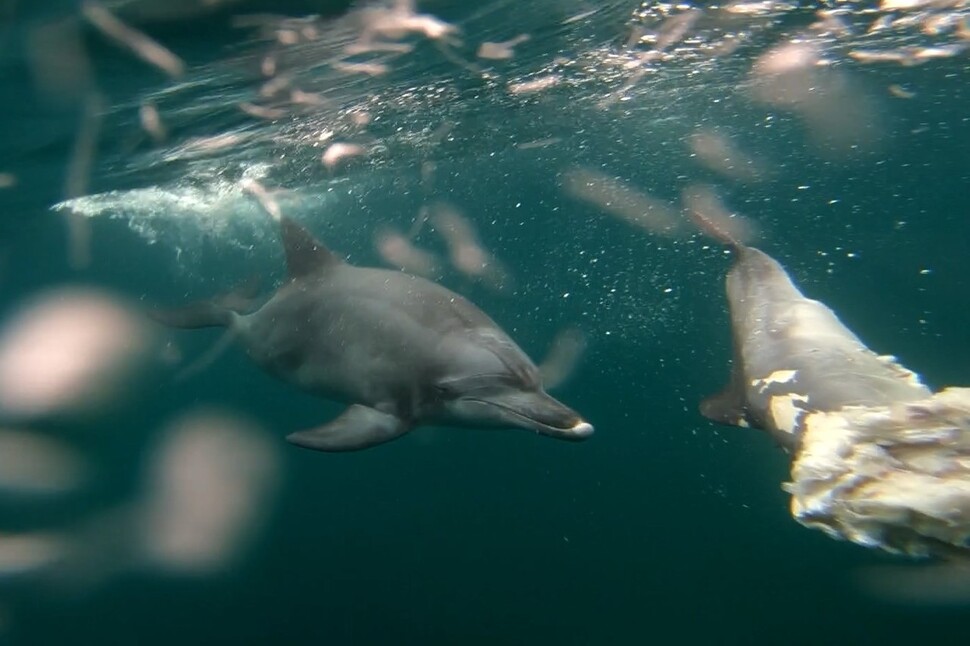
{"left": 433, "top": 381, "right": 462, "bottom": 398}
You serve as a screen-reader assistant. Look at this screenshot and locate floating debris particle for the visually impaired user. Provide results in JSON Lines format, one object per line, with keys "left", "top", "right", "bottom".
{"left": 321, "top": 143, "right": 366, "bottom": 171}
{"left": 561, "top": 168, "right": 683, "bottom": 237}
{"left": 477, "top": 35, "right": 530, "bottom": 60}
{"left": 81, "top": 0, "right": 185, "bottom": 78}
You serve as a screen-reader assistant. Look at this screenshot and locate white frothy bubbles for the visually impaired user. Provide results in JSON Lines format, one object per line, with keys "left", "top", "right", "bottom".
{"left": 51, "top": 162, "right": 279, "bottom": 256}
{"left": 0, "top": 289, "right": 154, "bottom": 420}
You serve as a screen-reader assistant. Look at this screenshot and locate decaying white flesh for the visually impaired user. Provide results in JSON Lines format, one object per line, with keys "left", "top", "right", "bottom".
{"left": 786, "top": 387, "right": 970, "bottom": 556}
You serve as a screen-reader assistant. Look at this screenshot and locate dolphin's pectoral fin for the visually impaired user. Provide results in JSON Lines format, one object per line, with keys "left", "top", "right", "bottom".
{"left": 700, "top": 386, "right": 748, "bottom": 427}
{"left": 286, "top": 405, "right": 410, "bottom": 452}
{"left": 700, "top": 360, "right": 749, "bottom": 428}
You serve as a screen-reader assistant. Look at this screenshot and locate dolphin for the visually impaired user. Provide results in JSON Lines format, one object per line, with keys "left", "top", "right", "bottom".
{"left": 152, "top": 216, "right": 593, "bottom": 451}
{"left": 694, "top": 217, "right": 931, "bottom": 450}
{"left": 691, "top": 219, "right": 970, "bottom": 559}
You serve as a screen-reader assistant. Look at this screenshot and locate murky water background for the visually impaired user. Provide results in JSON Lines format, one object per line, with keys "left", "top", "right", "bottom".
{"left": 1, "top": 1, "right": 969, "bottom": 643}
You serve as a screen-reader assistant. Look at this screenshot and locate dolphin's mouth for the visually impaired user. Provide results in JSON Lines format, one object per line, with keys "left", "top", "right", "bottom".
{"left": 465, "top": 398, "right": 594, "bottom": 440}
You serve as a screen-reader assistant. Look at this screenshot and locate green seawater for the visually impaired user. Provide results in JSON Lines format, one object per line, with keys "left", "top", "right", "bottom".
{"left": 1, "top": 1, "right": 969, "bottom": 644}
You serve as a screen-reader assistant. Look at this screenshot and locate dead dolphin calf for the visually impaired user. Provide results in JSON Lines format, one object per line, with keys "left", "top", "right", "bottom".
{"left": 695, "top": 215, "right": 970, "bottom": 558}
{"left": 152, "top": 216, "right": 592, "bottom": 452}
{"left": 699, "top": 242, "right": 931, "bottom": 449}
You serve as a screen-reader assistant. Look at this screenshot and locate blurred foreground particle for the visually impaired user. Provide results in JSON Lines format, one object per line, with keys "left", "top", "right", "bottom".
{"left": 0, "top": 289, "right": 154, "bottom": 420}
{"left": 0, "top": 534, "right": 70, "bottom": 579}
{"left": 687, "top": 129, "right": 763, "bottom": 183}
{"left": 374, "top": 228, "right": 439, "bottom": 277}
{"left": 356, "top": 0, "right": 457, "bottom": 46}
{"left": 562, "top": 167, "right": 683, "bottom": 237}
{"left": 538, "top": 328, "right": 587, "bottom": 391}
{"left": 137, "top": 411, "right": 281, "bottom": 574}
{"left": 64, "top": 93, "right": 105, "bottom": 270}
{"left": 430, "top": 202, "right": 511, "bottom": 290}
{"left": 81, "top": 0, "right": 186, "bottom": 78}
{"left": 240, "top": 177, "right": 282, "bottom": 221}
{"left": 682, "top": 184, "right": 759, "bottom": 246}
{"left": 26, "top": 17, "right": 93, "bottom": 104}
{"left": 747, "top": 40, "right": 884, "bottom": 156}
{"left": 477, "top": 35, "right": 530, "bottom": 60}
{"left": 321, "top": 143, "right": 366, "bottom": 171}
{"left": 0, "top": 430, "right": 86, "bottom": 497}
{"left": 856, "top": 563, "right": 970, "bottom": 606}
{"left": 508, "top": 74, "right": 561, "bottom": 95}
{"left": 138, "top": 101, "right": 167, "bottom": 143}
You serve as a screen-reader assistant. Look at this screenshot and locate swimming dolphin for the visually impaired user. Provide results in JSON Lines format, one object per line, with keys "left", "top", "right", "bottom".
{"left": 694, "top": 218, "right": 931, "bottom": 450}
{"left": 152, "top": 216, "right": 593, "bottom": 451}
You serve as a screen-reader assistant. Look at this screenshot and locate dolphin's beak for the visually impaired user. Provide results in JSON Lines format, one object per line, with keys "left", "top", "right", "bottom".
{"left": 467, "top": 389, "right": 594, "bottom": 441}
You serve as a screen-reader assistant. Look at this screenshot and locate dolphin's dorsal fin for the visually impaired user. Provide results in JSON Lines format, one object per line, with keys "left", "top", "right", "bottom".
{"left": 280, "top": 216, "right": 342, "bottom": 278}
